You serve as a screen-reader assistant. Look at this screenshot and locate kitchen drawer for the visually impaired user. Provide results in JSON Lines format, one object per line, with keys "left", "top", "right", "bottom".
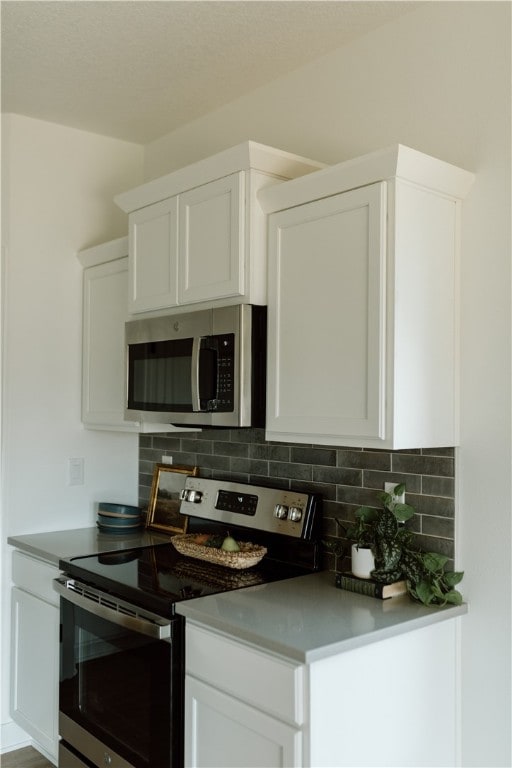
{"left": 185, "top": 623, "right": 305, "bottom": 725}
{"left": 12, "top": 550, "right": 60, "bottom": 606}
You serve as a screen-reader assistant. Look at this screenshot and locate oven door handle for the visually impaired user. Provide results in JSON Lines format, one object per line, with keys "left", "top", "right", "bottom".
{"left": 54, "top": 577, "right": 172, "bottom": 640}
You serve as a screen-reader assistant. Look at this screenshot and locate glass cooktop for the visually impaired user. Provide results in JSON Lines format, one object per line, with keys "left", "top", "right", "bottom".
{"left": 60, "top": 542, "right": 309, "bottom": 618}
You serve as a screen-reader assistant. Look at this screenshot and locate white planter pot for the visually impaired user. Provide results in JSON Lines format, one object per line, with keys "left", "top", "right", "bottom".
{"left": 351, "top": 544, "right": 375, "bottom": 579}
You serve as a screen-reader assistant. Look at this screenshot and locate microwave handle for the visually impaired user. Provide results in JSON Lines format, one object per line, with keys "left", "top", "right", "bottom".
{"left": 191, "top": 337, "right": 201, "bottom": 411}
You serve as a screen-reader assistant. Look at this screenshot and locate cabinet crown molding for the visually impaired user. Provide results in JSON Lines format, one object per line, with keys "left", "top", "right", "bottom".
{"left": 77, "top": 236, "right": 128, "bottom": 268}
{"left": 258, "top": 143, "right": 475, "bottom": 214}
{"left": 113, "top": 140, "right": 326, "bottom": 213}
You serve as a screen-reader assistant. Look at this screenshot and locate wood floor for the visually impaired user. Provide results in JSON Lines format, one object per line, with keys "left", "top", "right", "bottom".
{"left": 1, "top": 746, "right": 55, "bottom": 768}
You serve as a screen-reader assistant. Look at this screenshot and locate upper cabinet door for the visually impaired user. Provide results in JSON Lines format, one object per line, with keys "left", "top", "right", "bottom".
{"left": 115, "top": 143, "right": 325, "bottom": 315}
{"left": 178, "top": 173, "right": 244, "bottom": 305}
{"left": 82, "top": 257, "right": 132, "bottom": 429}
{"left": 266, "top": 182, "right": 386, "bottom": 442}
{"left": 129, "top": 196, "right": 179, "bottom": 313}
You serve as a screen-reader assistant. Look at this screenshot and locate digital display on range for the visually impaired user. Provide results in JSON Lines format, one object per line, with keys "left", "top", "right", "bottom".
{"left": 215, "top": 490, "right": 258, "bottom": 516}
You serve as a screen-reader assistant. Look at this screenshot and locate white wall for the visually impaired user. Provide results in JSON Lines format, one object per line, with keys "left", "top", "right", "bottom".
{"left": 1, "top": 2, "right": 509, "bottom": 764}
{"left": 145, "top": 3, "right": 511, "bottom": 766}
{"left": 0, "top": 115, "right": 144, "bottom": 749}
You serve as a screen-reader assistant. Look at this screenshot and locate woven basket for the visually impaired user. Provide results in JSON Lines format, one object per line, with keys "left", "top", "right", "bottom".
{"left": 171, "top": 534, "right": 267, "bottom": 570}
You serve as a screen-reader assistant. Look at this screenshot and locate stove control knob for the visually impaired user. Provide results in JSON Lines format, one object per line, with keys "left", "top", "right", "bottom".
{"left": 288, "top": 506, "right": 303, "bottom": 522}
{"left": 180, "top": 489, "right": 203, "bottom": 503}
{"left": 274, "top": 504, "right": 288, "bottom": 519}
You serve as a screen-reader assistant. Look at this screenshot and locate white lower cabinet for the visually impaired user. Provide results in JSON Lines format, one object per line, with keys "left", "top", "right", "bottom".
{"left": 185, "top": 618, "right": 458, "bottom": 768}
{"left": 186, "top": 677, "right": 302, "bottom": 768}
{"left": 185, "top": 624, "right": 304, "bottom": 768}
{"left": 10, "top": 551, "right": 59, "bottom": 764}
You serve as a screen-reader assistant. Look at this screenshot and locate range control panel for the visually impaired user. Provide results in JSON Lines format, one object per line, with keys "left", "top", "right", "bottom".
{"left": 179, "top": 477, "right": 320, "bottom": 539}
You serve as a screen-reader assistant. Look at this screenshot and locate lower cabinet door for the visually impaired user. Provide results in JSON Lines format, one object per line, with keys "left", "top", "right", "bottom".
{"left": 11, "top": 587, "right": 59, "bottom": 761}
{"left": 185, "top": 676, "right": 302, "bottom": 768}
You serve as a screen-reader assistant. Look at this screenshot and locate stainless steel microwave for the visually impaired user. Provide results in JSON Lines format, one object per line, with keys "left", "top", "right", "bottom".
{"left": 125, "top": 304, "right": 266, "bottom": 428}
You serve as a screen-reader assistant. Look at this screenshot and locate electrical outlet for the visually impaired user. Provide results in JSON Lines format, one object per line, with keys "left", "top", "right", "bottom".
{"left": 384, "top": 482, "right": 405, "bottom": 504}
{"left": 161, "top": 455, "right": 173, "bottom": 465}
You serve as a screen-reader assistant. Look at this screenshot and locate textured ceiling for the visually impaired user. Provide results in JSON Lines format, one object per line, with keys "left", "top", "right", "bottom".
{"left": 1, "top": 1, "right": 416, "bottom": 144}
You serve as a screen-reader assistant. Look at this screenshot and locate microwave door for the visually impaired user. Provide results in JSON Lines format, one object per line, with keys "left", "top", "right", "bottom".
{"left": 128, "top": 338, "right": 194, "bottom": 412}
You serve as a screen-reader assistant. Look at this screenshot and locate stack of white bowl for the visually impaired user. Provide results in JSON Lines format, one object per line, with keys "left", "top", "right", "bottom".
{"left": 96, "top": 503, "right": 143, "bottom": 533}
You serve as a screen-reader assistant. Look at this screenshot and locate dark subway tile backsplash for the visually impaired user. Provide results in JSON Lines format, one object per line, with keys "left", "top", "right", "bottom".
{"left": 139, "top": 429, "right": 456, "bottom": 573}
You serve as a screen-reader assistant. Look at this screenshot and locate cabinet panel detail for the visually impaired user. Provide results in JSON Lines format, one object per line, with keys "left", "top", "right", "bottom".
{"left": 267, "top": 182, "right": 386, "bottom": 441}
{"left": 12, "top": 550, "right": 59, "bottom": 606}
{"left": 178, "top": 173, "right": 244, "bottom": 304}
{"left": 185, "top": 677, "right": 302, "bottom": 768}
{"left": 129, "top": 196, "right": 178, "bottom": 313}
{"left": 186, "top": 623, "right": 303, "bottom": 724}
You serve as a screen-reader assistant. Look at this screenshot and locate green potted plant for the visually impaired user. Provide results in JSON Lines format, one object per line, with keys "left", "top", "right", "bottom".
{"left": 342, "top": 484, "right": 464, "bottom": 606}
{"left": 343, "top": 485, "right": 414, "bottom": 579}
{"left": 344, "top": 506, "right": 378, "bottom": 578}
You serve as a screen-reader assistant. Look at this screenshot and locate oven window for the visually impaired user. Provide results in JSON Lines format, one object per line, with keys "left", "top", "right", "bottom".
{"left": 60, "top": 599, "right": 183, "bottom": 768}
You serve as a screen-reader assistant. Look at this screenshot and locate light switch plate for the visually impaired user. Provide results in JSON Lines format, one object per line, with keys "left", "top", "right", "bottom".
{"left": 68, "top": 457, "right": 84, "bottom": 486}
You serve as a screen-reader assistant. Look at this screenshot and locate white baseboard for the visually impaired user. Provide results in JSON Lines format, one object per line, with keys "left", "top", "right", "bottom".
{"left": 0, "top": 719, "right": 30, "bottom": 754}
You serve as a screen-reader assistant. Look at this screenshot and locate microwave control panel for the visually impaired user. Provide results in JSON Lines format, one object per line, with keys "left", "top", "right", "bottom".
{"left": 206, "top": 333, "right": 234, "bottom": 412}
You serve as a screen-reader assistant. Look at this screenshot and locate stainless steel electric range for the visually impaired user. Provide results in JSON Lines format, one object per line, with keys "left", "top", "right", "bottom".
{"left": 54, "top": 477, "right": 322, "bottom": 768}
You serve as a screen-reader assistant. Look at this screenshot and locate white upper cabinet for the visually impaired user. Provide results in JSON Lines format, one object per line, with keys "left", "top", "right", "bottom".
{"left": 130, "top": 196, "right": 179, "bottom": 313}
{"left": 266, "top": 183, "right": 387, "bottom": 444}
{"left": 178, "top": 173, "right": 244, "bottom": 305}
{"left": 114, "top": 142, "right": 325, "bottom": 315}
{"left": 259, "top": 144, "right": 474, "bottom": 450}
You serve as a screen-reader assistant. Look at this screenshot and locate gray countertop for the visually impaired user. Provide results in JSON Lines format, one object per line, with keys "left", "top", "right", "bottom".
{"left": 176, "top": 570, "right": 467, "bottom": 664}
{"left": 8, "top": 526, "right": 171, "bottom": 565}
{"left": 8, "top": 528, "right": 467, "bottom": 664}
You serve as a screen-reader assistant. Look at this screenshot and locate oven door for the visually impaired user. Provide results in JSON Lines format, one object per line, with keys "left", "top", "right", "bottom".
{"left": 55, "top": 579, "right": 183, "bottom": 768}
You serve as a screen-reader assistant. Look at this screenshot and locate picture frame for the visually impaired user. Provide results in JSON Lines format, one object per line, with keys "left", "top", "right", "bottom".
{"left": 146, "top": 464, "right": 198, "bottom": 534}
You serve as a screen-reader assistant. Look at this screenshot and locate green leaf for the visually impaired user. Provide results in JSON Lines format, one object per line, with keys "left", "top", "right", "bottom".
{"left": 355, "top": 506, "right": 378, "bottom": 522}
{"left": 393, "top": 503, "right": 415, "bottom": 522}
{"left": 431, "top": 581, "right": 446, "bottom": 599}
{"left": 415, "top": 580, "right": 435, "bottom": 605}
{"left": 444, "top": 590, "right": 463, "bottom": 605}
{"left": 423, "top": 552, "right": 449, "bottom": 572}
{"left": 394, "top": 483, "right": 406, "bottom": 497}
{"left": 444, "top": 571, "right": 464, "bottom": 587}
